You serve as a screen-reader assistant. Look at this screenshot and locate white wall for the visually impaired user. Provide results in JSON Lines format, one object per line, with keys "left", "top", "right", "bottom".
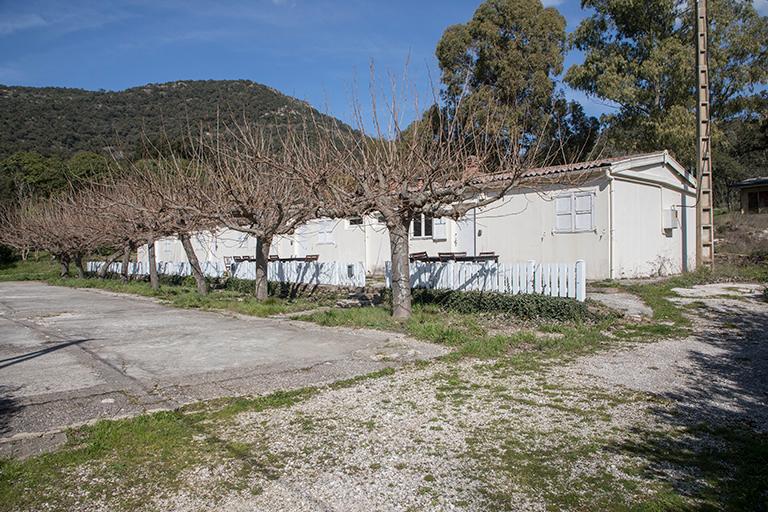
{"left": 138, "top": 229, "right": 282, "bottom": 267}
{"left": 611, "top": 177, "right": 697, "bottom": 278}
{"left": 459, "top": 177, "right": 611, "bottom": 280}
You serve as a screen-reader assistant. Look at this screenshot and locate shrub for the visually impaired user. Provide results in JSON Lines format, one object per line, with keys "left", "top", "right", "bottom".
{"left": 0, "top": 244, "right": 16, "bottom": 265}
{"left": 410, "top": 288, "right": 590, "bottom": 322}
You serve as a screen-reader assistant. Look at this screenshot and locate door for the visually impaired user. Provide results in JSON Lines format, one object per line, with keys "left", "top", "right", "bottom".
{"left": 455, "top": 210, "right": 476, "bottom": 256}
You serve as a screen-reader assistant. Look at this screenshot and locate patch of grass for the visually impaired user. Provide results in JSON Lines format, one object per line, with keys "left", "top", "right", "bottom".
{"left": 302, "top": 304, "right": 517, "bottom": 358}
{"left": 0, "top": 254, "right": 60, "bottom": 281}
{"left": 301, "top": 305, "right": 401, "bottom": 331}
{"left": 0, "top": 368, "right": 397, "bottom": 512}
{"left": 303, "top": 301, "right": 633, "bottom": 366}
{"left": 0, "top": 410, "right": 212, "bottom": 511}
{"left": 45, "top": 277, "right": 317, "bottom": 317}
{"left": 617, "top": 424, "right": 768, "bottom": 511}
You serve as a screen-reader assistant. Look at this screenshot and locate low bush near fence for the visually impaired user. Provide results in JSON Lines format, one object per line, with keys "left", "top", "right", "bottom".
{"left": 223, "top": 277, "right": 328, "bottom": 299}
{"left": 410, "top": 288, "right": 591, "bottom": 322}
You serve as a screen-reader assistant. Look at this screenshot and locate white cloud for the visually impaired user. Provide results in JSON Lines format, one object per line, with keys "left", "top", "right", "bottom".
{"left": 541, "top": 0, "right": 565, "bottom": 6}
{"left": 0, "top": 13, "right": 47, "bottom": 35}
{"left": 0, "top": 2, "right": 131, "bottom": 38}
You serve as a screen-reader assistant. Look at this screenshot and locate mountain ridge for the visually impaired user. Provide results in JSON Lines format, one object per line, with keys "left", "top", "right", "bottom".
{"left": 0, "top": 79, "right": 342, "bottom": 159}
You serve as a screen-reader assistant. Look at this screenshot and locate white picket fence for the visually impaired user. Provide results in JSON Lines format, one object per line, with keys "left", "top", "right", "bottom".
{"left": 385, "top": 260, "right": 586, "bottom": 301}
{"left": 87, "top": 260, "right": 366, "bottom": 287}
{"left": 231, "top": 260, "right": 365, "bottom": 287}
{"left": 87, "top": 261, "right": 228, "bottom": 278}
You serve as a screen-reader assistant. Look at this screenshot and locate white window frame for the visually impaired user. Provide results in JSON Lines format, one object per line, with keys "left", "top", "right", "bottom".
{"left": 317, "top": 219, "right": 335, "bottom": 245}
{"left": 346, "top": 216, "right": 364, "bottom": 228}
{"left": 554, "top": 191, "right": 596, "bottom": 234}
{"left": 411, "top": 213, "right": 434, "bottom": 239}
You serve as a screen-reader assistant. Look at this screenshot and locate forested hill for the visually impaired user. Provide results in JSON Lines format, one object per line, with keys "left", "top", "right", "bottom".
{"left": 0, "top": 79, "right": 342, "bottom": 159}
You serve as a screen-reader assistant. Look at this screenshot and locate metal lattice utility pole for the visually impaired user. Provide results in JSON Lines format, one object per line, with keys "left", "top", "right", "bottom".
{"left": 696, "top": 0, "right": 715, "bottom": 270}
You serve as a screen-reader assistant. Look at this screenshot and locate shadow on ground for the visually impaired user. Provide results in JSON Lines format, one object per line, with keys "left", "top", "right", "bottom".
{"left": 609, "top": 301, "right": 768, "bottom": 511}
{"left": 0, "top": 385, "right": 21, "bottom": 438}
{"left": 0, "top": 338, "right": 92, "bottom": 370}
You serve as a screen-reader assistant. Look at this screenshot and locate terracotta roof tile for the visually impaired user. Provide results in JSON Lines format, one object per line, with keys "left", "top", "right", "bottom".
{"left": 475, "top": 151, "right": 668, "bottom": 184}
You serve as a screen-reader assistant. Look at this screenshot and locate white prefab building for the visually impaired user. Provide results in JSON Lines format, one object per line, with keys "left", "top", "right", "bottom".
{"left": 139, "top": 151, "right": 697, "bottom": 281}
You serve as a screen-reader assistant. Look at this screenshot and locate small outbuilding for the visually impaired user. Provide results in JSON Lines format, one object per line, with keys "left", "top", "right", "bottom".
{"left": 733, "top": 177, "right": 768, "bottom": 214}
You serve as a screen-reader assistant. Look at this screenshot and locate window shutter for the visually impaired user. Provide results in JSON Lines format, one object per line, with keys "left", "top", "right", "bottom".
{"left": 432, "top": 217, "right": 447, "bottom": 241}
{"left": 319, "top": 220, "right": 334, "bottom": 244}
{"left": 573, "top": 193, "right": 593, "bottom": 231}
{"left": 555, "top": 195, "right": 573, "bottom": 232}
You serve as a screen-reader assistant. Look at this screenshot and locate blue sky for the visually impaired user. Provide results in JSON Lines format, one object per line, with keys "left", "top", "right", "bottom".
{"left": 1, "top": 0, "right": 765, "bottom": 127}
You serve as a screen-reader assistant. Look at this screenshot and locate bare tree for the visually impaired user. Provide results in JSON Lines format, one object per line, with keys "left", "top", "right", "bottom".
{"left": 92, "top": 158, "right": 215, "bottom": 293}
{"left": 183, "top": 122, "right": 330, "bottom": 300}
{"left": 0, "top": 192, "right": 112, "bottom": 278}
{"left": 312, "top": 83, "right": 540, "bottom": 319}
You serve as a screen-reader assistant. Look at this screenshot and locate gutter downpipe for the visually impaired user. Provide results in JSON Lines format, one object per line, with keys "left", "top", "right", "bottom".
{"left": 605, "top": 168, "right": 615, "bottom": 280}
{"left": 473, "top": 207, "right": 477, "bottom": 257}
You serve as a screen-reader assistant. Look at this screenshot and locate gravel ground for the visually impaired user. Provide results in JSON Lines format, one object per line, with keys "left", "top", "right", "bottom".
{"left": 24, "top": 283, "right": 768, "bottom": 511}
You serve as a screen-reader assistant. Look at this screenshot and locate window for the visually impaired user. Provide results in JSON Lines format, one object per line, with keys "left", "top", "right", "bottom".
{"left": 555, "top": 191, "right": 594, "bottom": 233}
{"left": 318, "top": 220, "right": 334, "bottom": 244}
{"left": 412, "top": 214, "right": 433, "bottom": 238}
{"left": 347, "top": 216, "right": 363, "bottom": 227}
{"left": 748, "top": 192, "right": 759, "bottom": 212}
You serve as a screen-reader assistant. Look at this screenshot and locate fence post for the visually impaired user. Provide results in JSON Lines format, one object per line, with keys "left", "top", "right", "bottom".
{"left": 575, "top": 260, "right": 586, "bottom": 302}
{"left": 534, "top": 263, "right": 543, "bottom": 294}
{"left": 526, "top": 260, "right": 535, "bottom": 293}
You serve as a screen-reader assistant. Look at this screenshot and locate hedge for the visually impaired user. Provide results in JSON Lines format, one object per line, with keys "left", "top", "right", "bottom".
{"left": 410, "top": 288, "right": 590, "bottom": 322}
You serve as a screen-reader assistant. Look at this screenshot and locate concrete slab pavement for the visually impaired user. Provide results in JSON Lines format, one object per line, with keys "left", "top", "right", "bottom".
{"left": 0, "top": 282, "right": 445, "bottom": 457}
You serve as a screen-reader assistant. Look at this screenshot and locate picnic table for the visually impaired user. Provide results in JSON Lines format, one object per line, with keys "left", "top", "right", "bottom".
{"left": 231, "top": 255, "right": 320, "bottom": 263}
{"left": 268, "top": 255, "right": 320, "bottom": 262}
{"left": 409, "top": 252, "right": 499, "bottom": 263}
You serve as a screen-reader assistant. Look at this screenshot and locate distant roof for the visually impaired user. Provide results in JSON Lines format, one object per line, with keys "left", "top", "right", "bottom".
{"left": 476, "top": 151, "right": 673, "bottom": 184}
{"left": 733, "top": 177, "right": 768, "bottom": 188}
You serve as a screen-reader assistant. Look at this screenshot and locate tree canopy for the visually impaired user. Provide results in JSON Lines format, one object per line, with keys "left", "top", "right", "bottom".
{"left": 565, "top": 0, "right": 768, "bottom": 201}
{"left": 435, "top": 0, "right": 568, "bottom": 147}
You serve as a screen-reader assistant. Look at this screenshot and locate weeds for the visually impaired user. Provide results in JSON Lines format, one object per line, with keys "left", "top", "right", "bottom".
{"left": 0, "top": 368, "right": 396, "bottom": 512}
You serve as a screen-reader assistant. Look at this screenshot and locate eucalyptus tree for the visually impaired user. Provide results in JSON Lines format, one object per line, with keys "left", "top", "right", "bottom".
{"left": 565, "top": 0, "right": 768, "bottom": 197}
{"left": 435, "top": 0, "right": 567, "bottom": 153}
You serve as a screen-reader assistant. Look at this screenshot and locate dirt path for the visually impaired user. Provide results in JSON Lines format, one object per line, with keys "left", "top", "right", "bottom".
{"left": 4, "top": 282, "right": 766, "bottom": 511}
{"left": 131, "top": 283, "right": 765, "bottom": 511}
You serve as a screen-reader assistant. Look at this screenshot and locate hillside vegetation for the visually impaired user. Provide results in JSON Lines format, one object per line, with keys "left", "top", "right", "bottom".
{"left": 0, "top": 79, "right": 343, "bottom": 159}
{"left": 0, "top": 80, "right": 349, "bottom": 202}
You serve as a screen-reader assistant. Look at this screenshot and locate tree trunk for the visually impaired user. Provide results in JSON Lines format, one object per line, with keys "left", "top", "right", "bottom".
{"left": 59, "top": 254, "right": 70, "bottom": 278}
{"left": 179, "top": 233, "right": 208, "bottom": 295}
{"left": 97, "top": 249, "right": 123, "bottom": 279}
{"left": 120, "top": 242, "right": 132, "bottom": 282}
{"left": 74, "top": 254, "right": 85, "bottom": 279}
{"left": 388, "top": 217, "right": 412, "bottom": 320}
{"left": 147, "top": 238, "right": 159, "bottom": 290}
{"left": 254, "top": 235, "right": 272, "bottom": 301}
